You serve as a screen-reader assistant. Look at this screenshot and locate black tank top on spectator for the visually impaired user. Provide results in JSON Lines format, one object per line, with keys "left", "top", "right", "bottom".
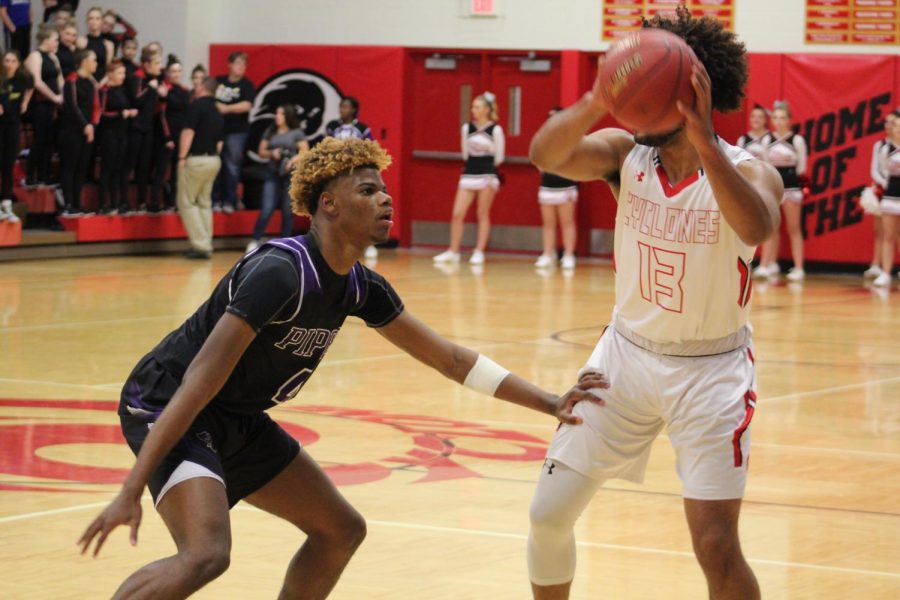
{"left": 61, "top": 73, "right": 99, "bottom": 129}
{"left": 184, "top": 96, "right": 225, "bottom": 155}
{"left": 86, "top": 34, "right": 108, "bottom": 80}
{"left": 540, "top": 172, "right": 576, "bottom": 189}
{"left": 37, "top": 51, "right": 61, "bottom": 100}
{"left": 214, "top": 75, "right": 256, "bottom": 134}
{"left": 100, "top": 85, "right": 130, "bottom": 134}
{"left": 123, "top": 236, "right": 404, "bottom": 415}
{"left": 57, "top": 45, "right": 76, "bottom": 78}
{"left": 0, "top": 73, "right": 33, "bottom": 124}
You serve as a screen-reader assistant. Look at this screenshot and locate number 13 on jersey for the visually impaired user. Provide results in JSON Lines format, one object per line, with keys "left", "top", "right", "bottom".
{"left": 638, "top": 242, "right": 685, "bottom": 313}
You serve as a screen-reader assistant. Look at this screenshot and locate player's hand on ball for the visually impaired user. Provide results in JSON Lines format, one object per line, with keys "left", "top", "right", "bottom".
{"left": 676, "top": 62, "right": 716, "bottom": 150}
{"left": 555, "top": 369, "right": 609, "bottom": 425}
{"left": 78, "top": 491, "right": 143, "bottom": 557}
{"left": 588, "top": 56, "right": 610, "bottom": 112}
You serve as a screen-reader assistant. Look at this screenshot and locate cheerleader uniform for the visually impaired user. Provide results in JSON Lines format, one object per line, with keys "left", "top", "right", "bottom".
{"left": 458, "top": 121, "right": 504, "bottom": 191}
{"left": 878, "top": 142, "right": 900, "bottom": 215}
{"left": 767, "top": 133, "right": 807, "bottom": 203}
{"left": 538, "top": 172, "right": 577, "bottom": 205}
{"left": 736, "top": 130, "right": 772, "bottom": 162}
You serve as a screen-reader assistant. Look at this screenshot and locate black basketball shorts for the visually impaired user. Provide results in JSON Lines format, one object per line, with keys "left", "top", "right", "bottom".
{"left": 119, "top": 356, "right": 300, "bottom": 508}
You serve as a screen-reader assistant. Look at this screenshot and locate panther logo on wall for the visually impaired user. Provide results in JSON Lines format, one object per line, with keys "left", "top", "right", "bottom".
{"left": 246, "top": 69, "right": 345, "bottom": 164}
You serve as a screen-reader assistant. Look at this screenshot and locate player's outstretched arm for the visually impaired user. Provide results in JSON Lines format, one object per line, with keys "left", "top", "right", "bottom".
{"left": 77, "top": 313, "right": 257, "bottom": 557}
{"left": 677, "top": 63, "right": 783, "bottom": 246}
{"left": 377, "top": 311, "right": 607, "bottom": 424}
{"left": 529, "top": 59, "right": 634, "bottom": 182}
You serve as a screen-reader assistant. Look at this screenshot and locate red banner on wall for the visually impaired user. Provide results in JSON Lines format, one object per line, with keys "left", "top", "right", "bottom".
{"left": 781, "top": 55, "right": 896, "bottom": 263}
{"left": 602, "top": 0, "right": 735, "bottom": 41}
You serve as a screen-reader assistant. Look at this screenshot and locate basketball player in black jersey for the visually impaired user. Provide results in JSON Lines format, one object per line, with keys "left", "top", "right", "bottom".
{"left": 78, "top": 137, "right": 606, "bottom": 600}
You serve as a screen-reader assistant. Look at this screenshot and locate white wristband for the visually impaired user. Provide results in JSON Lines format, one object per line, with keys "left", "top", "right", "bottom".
{"left": 463, "top": 354, "right": 510, "bottom": 396}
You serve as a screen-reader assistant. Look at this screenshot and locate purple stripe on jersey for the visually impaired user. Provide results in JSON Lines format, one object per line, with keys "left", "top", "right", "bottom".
{"left": 123, "top": 380, "right": 163, "bottom": 417}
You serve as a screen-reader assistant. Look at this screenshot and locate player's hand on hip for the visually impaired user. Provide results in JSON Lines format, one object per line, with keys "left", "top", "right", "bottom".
{"left": 676, "top": 61, "right": 716, "bottom": 150}
{"left": 77, "top": 491, "right": 143, "bottom": 557}
{"left": 555, "top": 369, "right": 608, "bottom": 425}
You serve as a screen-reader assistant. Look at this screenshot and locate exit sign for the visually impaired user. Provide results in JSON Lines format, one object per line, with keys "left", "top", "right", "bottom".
{"left": 470, "top": 0, "right": 498, "bottom": 16}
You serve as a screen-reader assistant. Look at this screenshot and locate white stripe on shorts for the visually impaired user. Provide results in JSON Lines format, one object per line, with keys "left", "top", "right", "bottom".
{"left": 156, "top": 460, "right": 225, "bottom": 507}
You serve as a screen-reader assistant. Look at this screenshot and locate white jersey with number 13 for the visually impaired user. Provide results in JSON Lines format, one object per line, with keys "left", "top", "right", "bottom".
{"left": 614, "top": 139, "right": 756, "bottom": 344}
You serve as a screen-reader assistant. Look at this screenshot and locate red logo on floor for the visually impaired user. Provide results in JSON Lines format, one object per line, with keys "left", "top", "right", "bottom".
{"left": 0, "top": 399, "right": 552, "bottom": 493}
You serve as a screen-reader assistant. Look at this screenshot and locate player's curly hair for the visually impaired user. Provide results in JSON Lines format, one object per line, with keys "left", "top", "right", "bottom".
{"left": 643, "top": 5, "right": 747, "bottom": 112}
{"left": 290, "top": 137, "right": 392, "bottom": 217}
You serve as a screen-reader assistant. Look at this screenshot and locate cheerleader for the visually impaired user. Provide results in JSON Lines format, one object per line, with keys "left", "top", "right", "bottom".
{"left": 0, "top": 50, "right": 33, "bottom": 222}
{"left": 534, "top": 107, "right": 578, "bottom": 269}
{"left": 873, "top": 111, "right": 900, "bottom": 287}
{"left": 864, "top": 111, "right": 895, "bottom": 279}
{"left": 433, "top": 92, "right": 505, "bottom": 265}
{"left": 756, "top": 101, "right": 807, "bottom": 281}
{"left": 736, "top": 105, "right": 772, "bottom": 161}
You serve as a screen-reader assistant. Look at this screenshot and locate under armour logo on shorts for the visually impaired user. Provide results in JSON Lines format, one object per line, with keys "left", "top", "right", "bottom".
{"left": 544, "top": 459, "right": 556, "bottom": 475}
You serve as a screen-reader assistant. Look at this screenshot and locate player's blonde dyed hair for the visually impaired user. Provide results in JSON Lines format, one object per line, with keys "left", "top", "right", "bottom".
{"left": 290, "top": 137, "right": 392, "bottom": 217}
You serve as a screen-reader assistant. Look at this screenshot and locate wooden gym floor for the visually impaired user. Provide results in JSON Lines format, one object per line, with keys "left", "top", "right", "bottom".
{"left": 0, "top": 250, "right": 898, "bottom": 599}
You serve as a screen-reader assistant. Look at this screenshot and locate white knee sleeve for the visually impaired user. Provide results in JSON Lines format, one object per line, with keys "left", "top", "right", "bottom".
{"left": 527, "top": 459, "right": 603, "bottom": 586}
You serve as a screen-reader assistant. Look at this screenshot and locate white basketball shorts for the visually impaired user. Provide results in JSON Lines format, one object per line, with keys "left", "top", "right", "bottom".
{"left": 547, "top": 327, "right": 757, "bottom": 500}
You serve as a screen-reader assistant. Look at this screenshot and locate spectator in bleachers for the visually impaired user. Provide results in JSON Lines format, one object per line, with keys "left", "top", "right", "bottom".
{"left": 1, "top": 0, "right": 32, "bottom": 59}
{"left": 247, "top": 104, "right": 308, "bottom": 252}
{"left": 43, "top": 0, "right": 77, "bottom": 25}
{"left": 56, "top": 18, "right": 77, "bottom": 77}
{"left": 97, "top": 59, "right": 135, "bottom": 214}
{"left": 0, "top": 49, "right": 33, "bottom": 223}
{"left": 101, "top": 8, "right": 136, "bottom": 55}
{"left": 24, "top": 23, "right": 63, "bottom": 187}
{"left": 177, "top": 76, "right": 224, "bottom": 259}
{"left": 120, "top": 36, "right": 138, "bottom": 78}
{"left": 212, "top": 50, "right": 255, "bottom": 213}
{"left": 78, "top": 6, "right": 113, "bottom": 84}
{"left": 58, "top": 48, "right": 97, "bottom": 216}
{"left": 164, "top": 55, "right": 190, "bottom": 207}
{"left": 144, "top": 54, "right": 177, "bottom": 214}
{"left": 325, "top": 96, "right": 373, "bottom": 140}
{"left": 124, "top": 45, "right": 163, "bottom": 213}
{"left": 190, "top": 63, "right": 206, "bottom": 98}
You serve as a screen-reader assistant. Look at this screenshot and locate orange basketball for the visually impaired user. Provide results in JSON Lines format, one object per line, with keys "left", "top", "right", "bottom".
{"left": 598, "top": 29, "right": 698, "bottom": 134}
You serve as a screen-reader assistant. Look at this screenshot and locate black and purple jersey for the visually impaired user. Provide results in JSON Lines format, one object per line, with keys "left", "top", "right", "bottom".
{"left": 120, "top": 234, "right": 404, "bottom": 416}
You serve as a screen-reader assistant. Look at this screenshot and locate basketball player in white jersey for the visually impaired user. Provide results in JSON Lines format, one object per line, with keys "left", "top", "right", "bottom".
{"left": 526, "top": 7, "right": 783, "bottom": 600}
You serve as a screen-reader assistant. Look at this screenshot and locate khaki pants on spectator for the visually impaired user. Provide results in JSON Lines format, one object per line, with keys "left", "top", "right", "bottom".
{"left": 177, "top": 156, "right": 221, "bottom": 253}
